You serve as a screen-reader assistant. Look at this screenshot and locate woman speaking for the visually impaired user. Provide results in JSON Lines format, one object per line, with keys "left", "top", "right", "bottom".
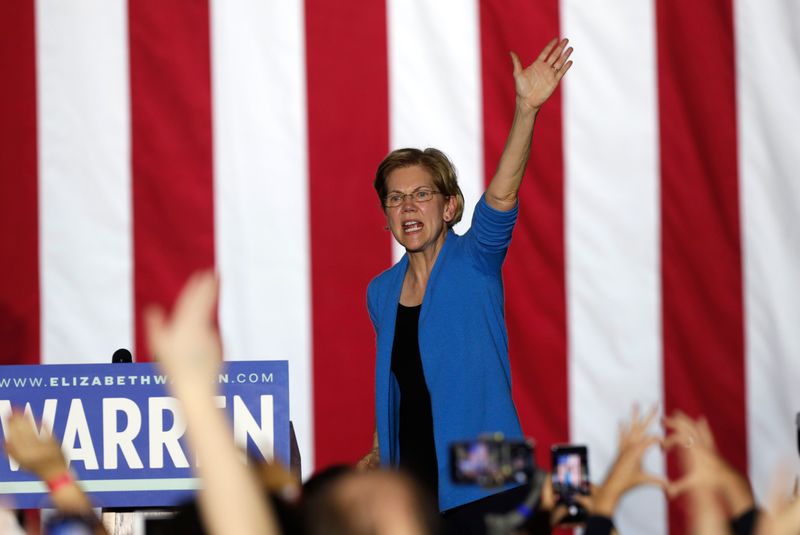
{"left": 361, "top": 38, "right": 573, "bottom": 529}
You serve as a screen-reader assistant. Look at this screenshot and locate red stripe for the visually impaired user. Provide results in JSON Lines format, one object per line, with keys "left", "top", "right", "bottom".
{"left": 129, "top": 2, "right": 216, "bottom": 359}
{"left": 479, "top": 2, "right": 568, "bottom": 468}
{"left": 657, "top": 0, "right": 745, "bottom": 531}
{"left": 305, "top": 0, "right": 391, "bottom": 468}
{"left": 0, "top": 2, "right": 39, "bottom": 365}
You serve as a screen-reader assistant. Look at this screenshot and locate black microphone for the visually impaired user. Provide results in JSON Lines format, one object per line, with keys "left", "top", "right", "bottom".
{"left": 112, "top": 348, "right": 133, "bottom": 364}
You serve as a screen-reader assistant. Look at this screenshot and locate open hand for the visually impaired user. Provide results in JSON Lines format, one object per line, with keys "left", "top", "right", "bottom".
{"left": 511, "top": 37, "right": 573, "bottom": 113}
{"left": 3, "top": 412, "right": 67, "bottom": 482}
{"left": 592, "top": 405, "right": 665, "bottom": 517}
{"left": 144, "top": 270, "right": 222, "bottom": 399}
{"left": 662, "top": 411, "right": 724, "bottom": 497}
{"left": 663, "top": 410, "right": 754, "bottom": 519}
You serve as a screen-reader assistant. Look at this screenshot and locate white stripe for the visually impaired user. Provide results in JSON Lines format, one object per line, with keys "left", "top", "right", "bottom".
{"left": 736, "top": 0, "right": 800, "bottom": 501}
{"left": 386, "top": 0, "right": 484, "bottom": 261}
{"left": 561, "top": 1, "right": 665, "bottom": 532}
{"left": 210, "top": 0, "right": 313, "bottom": 477}
{"left": 36, "top": 0, "right": 132, "bottom": 365}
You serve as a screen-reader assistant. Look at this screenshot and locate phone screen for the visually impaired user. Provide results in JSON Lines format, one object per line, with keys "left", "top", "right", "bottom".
{"left": 450, "top": 437, "right": 534, "bottom": 487}
{"left": 551, "top": 444, "right": 589, "bottom": 521}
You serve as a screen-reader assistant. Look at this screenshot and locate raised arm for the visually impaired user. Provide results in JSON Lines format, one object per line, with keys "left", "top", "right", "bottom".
{"left": 4, "top": 413, "right": 107, "bottom": 534}
{"left": 144, "top": 271, "right": 279, "bottom": 535}
{"left": 485, "top": 38, "right": 572, "bottom": 211}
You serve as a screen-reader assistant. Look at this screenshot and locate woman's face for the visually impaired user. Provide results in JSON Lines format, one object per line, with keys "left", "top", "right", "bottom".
{"left": 384, "top": 165, "right": 455, "bottom": 254}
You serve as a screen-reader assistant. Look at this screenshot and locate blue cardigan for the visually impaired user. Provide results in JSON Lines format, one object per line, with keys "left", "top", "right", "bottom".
{"left": 367, "top": 195, "right": 524, "bottom": 511}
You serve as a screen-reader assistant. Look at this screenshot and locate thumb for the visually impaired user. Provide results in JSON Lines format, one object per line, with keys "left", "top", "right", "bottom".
{"left": 510, "top": 51, "right": 523, "bottom": 76}
{"left": 637, "top": 473, "right": 668, "bottom": 490}
{"left": 665, "top": 474, "right": 696, "bottom": 499}
{"left": 573, "top": 493, "right": 592, "bottom": 508}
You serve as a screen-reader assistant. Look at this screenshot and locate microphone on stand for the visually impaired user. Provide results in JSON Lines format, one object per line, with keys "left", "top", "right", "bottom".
{"left": 112, "top": 348, "right": 133, "bottom": 364}
{"left": 104, "top": 348, "right": 134, "bottom": 521}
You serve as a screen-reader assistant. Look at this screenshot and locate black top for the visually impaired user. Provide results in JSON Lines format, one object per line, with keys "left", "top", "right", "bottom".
{"left": 390, "top": 303, "right": 439, "bottom": 503}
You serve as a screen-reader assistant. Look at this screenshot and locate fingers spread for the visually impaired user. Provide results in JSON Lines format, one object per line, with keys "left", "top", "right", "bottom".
{"left": 556, "top": 60, "right": 573, "bottom": 81}
{"left": 641, "top": 404, "right": 661, "bottom": 431}
{"left": 546, "top": 38, "right": 569, "bottom": 65}
{"left": 536, "top": 37, "right": 559, "bottom": 63}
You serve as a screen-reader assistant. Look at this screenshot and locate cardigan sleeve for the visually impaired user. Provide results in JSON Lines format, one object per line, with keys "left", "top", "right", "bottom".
{"left": 463, "top": 194, "right": 519, "bottom": 273}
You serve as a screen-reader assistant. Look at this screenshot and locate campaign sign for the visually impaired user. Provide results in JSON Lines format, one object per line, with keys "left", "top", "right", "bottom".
{"left": 0, "top": 360, "right": 289, "bottom": 508}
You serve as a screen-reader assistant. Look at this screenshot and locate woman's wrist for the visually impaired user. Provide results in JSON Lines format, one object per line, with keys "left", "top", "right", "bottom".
{"left": 514, "top": 98, "right": 539, "bottom": 118}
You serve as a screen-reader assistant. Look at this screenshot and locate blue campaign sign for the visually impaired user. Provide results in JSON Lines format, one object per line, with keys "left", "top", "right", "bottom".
{"left": 0, "top": 360, "right": 289, "bottom": 509}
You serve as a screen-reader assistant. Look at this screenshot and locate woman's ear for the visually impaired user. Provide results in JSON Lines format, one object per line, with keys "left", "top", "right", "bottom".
{"left": 443, "top": 195, "right": 456, "bottom": 222}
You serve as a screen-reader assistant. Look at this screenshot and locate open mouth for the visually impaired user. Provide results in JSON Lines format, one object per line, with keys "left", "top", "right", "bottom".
{"left": 402, "top": 220, "right": 423, "bottom": 234}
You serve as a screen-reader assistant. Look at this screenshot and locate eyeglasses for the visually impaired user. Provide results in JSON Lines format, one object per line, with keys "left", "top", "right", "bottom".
{"left": 383, "top": 189, "right": 442, "bottom": 208}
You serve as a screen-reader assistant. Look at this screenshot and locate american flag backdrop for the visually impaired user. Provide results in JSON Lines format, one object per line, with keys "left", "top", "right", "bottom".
{"left": 1, "top": 0, "right": 799, "bottom": 532}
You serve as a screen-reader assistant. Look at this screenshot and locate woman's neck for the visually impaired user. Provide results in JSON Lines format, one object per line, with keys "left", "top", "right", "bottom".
{"left": 400, "top": 228, "right": 448, "bottom": 307}
{"left": 406, "top": 228, "right": 448, "bottom": 283}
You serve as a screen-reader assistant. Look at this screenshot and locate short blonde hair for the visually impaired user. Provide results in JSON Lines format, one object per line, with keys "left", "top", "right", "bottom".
{"left": 373, "top": 148, "right": 465, "bottom": 227}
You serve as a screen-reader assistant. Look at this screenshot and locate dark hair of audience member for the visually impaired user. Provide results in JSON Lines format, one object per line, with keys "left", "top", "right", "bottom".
{"left": 303, "top": 467, "right": 441, "bottom": 535}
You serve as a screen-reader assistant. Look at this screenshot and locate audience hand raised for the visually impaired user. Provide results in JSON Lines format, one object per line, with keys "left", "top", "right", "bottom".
{"left": 587, "top": 405, "right": 665, "bottom": 519}
{"left": 144, "top": 270, "right": 222, "bottom": 400}
{"left": 663, "top": 410, "right": 754, "bottom": 517}
{"left": 4, "top": 412, "right": 66, "bottom": 483}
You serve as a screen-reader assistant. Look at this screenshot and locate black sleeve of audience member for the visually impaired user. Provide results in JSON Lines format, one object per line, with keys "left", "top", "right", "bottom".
{"left": 730, "top": 507, "right": 759, "bottom": 535}
{"left": 584, "top": 515, "right": 615, "bottom": 535}
{"left": 525, "top": 509, "right": 552, "bottom": 535}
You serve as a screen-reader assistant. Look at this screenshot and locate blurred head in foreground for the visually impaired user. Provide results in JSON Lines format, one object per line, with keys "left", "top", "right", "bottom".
{"left": 305, "top": 468, "right": 440, "bottom": 535}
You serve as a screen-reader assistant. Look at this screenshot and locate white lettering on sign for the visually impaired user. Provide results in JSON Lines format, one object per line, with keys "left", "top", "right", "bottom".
{"left": 63, "top": 399, "right": 99, "bottom": 470}
{"left": 148, "top": 397, "right": 188, "bottom": 469}
{"left": 0, "top": 395, "right": 276, "bottom": 471}
{"left": 233, "top": 395, "right": 274, "bottom": 461}
{"left": 103, "top": 398, "right": 144, "bottom": 470}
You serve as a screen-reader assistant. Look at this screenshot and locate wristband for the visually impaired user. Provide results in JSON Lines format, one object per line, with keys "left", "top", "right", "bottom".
{"left": 46, "top": 472, "right": 74, "bottom": 493}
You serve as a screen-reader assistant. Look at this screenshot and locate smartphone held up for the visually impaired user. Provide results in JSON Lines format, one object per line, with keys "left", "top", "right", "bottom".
{"left": 551, "top": 444, "right": 590, "bottom": 522}
{"left": 450, "top": 435, "right": 535, "bottom": 488}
